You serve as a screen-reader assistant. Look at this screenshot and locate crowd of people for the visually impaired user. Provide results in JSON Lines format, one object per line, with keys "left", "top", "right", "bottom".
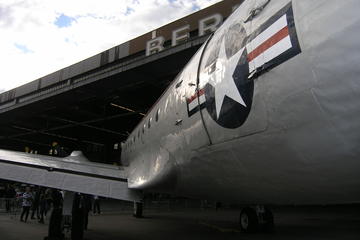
{"left": 19, "top": 186, "right": 56, "bottom": 223}
{"left": 0, "top": 182, "right": 101, "bottom": 228}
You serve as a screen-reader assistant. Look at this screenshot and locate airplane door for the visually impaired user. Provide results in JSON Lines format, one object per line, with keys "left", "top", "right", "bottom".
{"left": 163, "top": 43, "right": 209, "bottom": 153}
{"left": 197, "top": 0, "right": 272, "bottom": 144}
{"left": 172, "top": 44, "right": 212, "bottom": 150}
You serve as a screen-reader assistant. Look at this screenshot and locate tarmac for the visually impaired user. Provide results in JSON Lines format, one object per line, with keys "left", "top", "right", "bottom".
{"left": 0, "top": 200, "right": 359, "bottom": 240}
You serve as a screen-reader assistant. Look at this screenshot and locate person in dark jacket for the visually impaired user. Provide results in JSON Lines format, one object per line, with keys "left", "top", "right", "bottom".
{"left": 44, "top": 188, "right": 53, "bottom": 217}
{"left": 31, "top": 187, "right": 41, "bottom": 219}
{"left": 82, "top": 194, "right": 92, "bottom": 230}
{"left": 47, "top": 189, "right": 63, "bottom": 239}
{"left": 5, "top": 184, "right": 16, "bottom": 212}
{"left": 72, "top": 193, "right": 84, "bottom": 240}
{"left": 38, "top": 189, "right": 47, "bottom": 223}
{"left": 93, "top": 195, "right": 101, "bottom": 215}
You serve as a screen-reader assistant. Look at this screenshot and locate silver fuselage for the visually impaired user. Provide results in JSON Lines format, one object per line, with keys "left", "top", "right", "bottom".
{"left": 122, "top": 0, "right": 360, "bottom": 205}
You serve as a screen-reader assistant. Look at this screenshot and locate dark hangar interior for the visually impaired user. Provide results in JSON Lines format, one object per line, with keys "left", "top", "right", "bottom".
{"left": 0, "top": 42, "right": 203, "bottom": 163}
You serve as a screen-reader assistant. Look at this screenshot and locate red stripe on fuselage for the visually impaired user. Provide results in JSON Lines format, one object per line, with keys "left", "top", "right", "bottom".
{"left": 247, "top": 26, "right": 289, "bottom": 62}
{"left": 187, "top": 89, "right": 205, "bottom": 104}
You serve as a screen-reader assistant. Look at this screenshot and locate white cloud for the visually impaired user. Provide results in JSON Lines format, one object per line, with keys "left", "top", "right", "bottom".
{"left": 0, "top": 0, "right": 222, "bottom": 91}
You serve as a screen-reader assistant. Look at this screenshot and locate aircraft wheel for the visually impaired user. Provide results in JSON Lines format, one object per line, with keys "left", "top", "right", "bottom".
{"left": 239, "top": 207, "right": 259, "bottom": 233}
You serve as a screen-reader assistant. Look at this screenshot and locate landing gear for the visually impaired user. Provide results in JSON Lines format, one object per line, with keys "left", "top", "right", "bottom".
{"left": 240, "top": 207, "right": 258, "bottom": 233}
{"left": 239, "top": 206, "right": 274, "bottom": 233}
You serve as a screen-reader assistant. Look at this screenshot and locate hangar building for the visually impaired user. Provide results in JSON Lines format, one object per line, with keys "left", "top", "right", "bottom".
{"left": 0, "top": 0, "right": 242, "bottom": 163}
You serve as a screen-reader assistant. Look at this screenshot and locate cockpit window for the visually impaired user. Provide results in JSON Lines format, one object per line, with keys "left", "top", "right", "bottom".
{"left": 202, "top": 23, "right": 246, "bottom": 71}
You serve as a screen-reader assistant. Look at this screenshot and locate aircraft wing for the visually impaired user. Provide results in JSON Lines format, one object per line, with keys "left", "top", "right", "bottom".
{"left": 0, "top": 149, "right": 141, "bottom": 202}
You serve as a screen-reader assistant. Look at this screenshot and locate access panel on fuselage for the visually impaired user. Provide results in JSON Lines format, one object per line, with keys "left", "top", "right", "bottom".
{"left": 169, "top": 44, "right": 211, "bottom": 152}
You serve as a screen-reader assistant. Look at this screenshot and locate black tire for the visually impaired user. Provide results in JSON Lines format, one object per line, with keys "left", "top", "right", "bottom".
{"left": 239, "top": 207, "right": 259, "bottom": 233}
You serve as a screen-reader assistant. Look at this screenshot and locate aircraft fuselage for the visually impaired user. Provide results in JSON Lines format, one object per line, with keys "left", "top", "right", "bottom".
{"left": 122, "top": 0, "right": 360, "bottom": 205}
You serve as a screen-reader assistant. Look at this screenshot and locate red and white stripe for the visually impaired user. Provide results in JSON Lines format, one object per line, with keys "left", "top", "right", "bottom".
{"left": 246, "top": 15, "right": 292, "bottom": 73}
{"left": 187, "top": 89, "right": 205, "bottom": 112}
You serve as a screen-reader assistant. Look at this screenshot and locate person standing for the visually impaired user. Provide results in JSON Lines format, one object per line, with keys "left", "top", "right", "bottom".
{"left": 5, "top": 184, "right": 16, "bottom": 212}
{"left": 20, "top": 187, "right": 33, "bottom": 222}
{"left": 93, "top": 195, "right": 101, "bottom": 215}
{"left": 72, "top": 193, "right": 85, "bottom": 240}
{"left": 47, "top": 189, "right": 64, "bottom": 239}
{"left": 83, "top": 194, "right": 92, "bottom": 230}
{"left": 31, "top": 187, "right": 41, "bottom": 219}
{"left": 38, "top": 189, "right": 46, "bottom": 223}
{"left": 44, "top": 188, "right": 53, "bottom": 217}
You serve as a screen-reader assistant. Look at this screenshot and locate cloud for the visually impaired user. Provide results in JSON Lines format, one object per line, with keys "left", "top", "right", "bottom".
{"left": 0, "top": 0, "right": 222, "bottom": 91}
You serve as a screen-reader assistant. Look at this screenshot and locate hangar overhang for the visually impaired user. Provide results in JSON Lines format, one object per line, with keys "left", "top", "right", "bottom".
{"left": 0, "top": 0, "right": 243, "bottom": 163}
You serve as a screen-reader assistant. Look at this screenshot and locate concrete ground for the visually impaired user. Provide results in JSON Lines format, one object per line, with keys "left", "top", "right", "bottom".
{"left": 0, "top": 201, "right": 359, "bottom": 240}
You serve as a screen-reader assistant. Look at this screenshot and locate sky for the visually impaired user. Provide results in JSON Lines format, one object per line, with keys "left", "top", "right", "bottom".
{"left": 0, "top": 0, "right": 222, "bottom": 93}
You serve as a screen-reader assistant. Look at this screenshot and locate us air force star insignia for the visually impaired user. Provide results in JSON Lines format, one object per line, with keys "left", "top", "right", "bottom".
{"left": 188, "top": 3, "right": 301, "bottom": 129}
{"left": 207, "top": 38, "right": 247, "bottom": 119}
{"left": 202, "top": 34, "right": 252, "bottom": 129}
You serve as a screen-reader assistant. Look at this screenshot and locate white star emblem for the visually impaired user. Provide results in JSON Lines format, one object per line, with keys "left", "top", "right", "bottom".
{"left": 201, "top": 38, "right": 247, "bottom": 119}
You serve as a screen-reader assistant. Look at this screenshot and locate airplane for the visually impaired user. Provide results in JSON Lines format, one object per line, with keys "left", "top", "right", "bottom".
{"left": 1, "top": 0, "right": 360, "bottom": 235}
